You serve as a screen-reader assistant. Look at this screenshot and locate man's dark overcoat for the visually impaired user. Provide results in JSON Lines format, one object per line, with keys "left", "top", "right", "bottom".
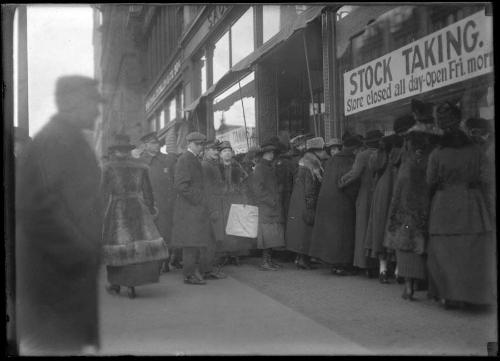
{"left": 16, "top": 114, "right": 102, "bottom": 352}
{"left": 171, "top": 150, "right": 210, "bottom": 248}
{"left": 140, "top": 152, "right": 178, "bottom": 244}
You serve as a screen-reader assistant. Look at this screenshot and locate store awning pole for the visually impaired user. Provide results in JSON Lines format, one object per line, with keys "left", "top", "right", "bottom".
{"left": 303, "top": 30, "right": 318, "bottom": 137}
{"left": 237, "top": 80, "right": 250, "bottom": 150}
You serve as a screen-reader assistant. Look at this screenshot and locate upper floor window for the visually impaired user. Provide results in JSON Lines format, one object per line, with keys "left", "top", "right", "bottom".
{"left": 231, "top": 7, "right": 254, "bottom": 65}
{"left": 213, "top": 31, "right": 230, "bottom": 85}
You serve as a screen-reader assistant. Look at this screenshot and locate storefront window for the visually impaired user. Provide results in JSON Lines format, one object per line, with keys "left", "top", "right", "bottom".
{"left": 149, "top": 117, "right": 156, "bottom": 131}
{"left": 213, "top": 31, "right": 230, "bottom": 85}
{"left": 262, "top": 5, "right": 308, "bottom": 44}
{"left": 231, "top": 7, "right": 254, "bottom": 66}
{"left": 168, "top": 97, "right": 176, "bottom": 122}
{"left": 159, "top": 109, "right": 165, "bottom": 129}
{"left": 213, "top": 72, "right": 257, "bottom": 154}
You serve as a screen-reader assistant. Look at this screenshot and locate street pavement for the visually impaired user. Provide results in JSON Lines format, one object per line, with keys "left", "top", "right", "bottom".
{"left": 98, "top": 255, "right": 497, "bottom": 356}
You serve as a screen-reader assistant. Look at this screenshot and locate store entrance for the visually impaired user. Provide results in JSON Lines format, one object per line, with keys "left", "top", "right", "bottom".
{"left": 260, "top": 19, "right": 324, "bottom": 143}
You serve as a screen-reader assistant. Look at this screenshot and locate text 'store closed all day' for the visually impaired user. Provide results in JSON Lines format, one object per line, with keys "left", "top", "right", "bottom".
{"left": 344, "top": 10, "right": 493, "bottom": 116}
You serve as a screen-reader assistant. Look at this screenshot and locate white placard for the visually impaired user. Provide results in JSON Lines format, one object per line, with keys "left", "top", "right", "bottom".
{"left": 343, "top": 10, "right": 493, "bottom": 116}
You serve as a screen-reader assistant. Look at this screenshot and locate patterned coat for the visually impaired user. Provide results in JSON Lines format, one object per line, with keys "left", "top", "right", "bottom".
{"left": 16, "top": 114, "right": 102, "bottom": 352}
{"left": 101, "top": 158, "right": 168, "bottom": 266}
{"left": 140, "top": 152, "right": 178, "bottom": 244}
{"left": 171, "top": 151, "right": 211, "bottom": 248}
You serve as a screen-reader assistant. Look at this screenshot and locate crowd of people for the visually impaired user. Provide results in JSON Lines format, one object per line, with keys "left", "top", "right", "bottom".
{"left": 13, "top": 75, "right": 496, "bottom": 355}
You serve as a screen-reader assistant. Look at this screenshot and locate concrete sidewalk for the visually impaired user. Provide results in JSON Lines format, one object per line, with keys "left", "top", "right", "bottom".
{"left": 97, "top": 268, "right": 370, "bottom": 355}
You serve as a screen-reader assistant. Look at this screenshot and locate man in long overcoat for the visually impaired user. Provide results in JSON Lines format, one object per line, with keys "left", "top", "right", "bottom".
{"left": 171, "top": 132, "right": 212, "bottom": 284}
{"left": 139, "top": 132, "right": 178, "bottom": 272}
{"left": 16, "top": 75, "right": 104, "bottom": 355}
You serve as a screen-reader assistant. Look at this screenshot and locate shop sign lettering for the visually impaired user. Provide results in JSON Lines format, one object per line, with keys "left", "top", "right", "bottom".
{"left": 343, "top": 10, "right": 492, "bottom": 116}
{"left": 146, "top": 59, "right": 182, "bottom": 113}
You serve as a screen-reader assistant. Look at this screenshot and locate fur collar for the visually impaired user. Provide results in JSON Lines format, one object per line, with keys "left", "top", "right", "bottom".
{"left": 299, "top": 152, "right": 324, "bottom": 182}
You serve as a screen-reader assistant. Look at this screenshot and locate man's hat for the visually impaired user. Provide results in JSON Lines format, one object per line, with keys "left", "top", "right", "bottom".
{"left": 140, "top": 131, "right": 161, "bottom": 144}
{"left": 465, "top": 117, "right": 491, "bottom": 132}
{"left": 186, "top": 131, "right": 207, "bottom": 143}
{"left": 290, "top": 133, "right": 314, "bottom": 149}
{"left": 325, "top": 138, "right": 342, "bottom": 149}
{"left": 306, "top": 137, "right": 326, "bottom": 151}
{"left": 218, "top": 141, "right": 232, "bottom": 151}
{"left": 205, "top": 139, "right": 223, "bottom": 149}
{"left": 364, "top": 130, "right": 384, "bottom": 147}
{"left": 108, "top": 133, "right": 135, "bottom": 152}
{"left": 259, "top": 137, "right": 280, "bottom": 153}
{"left": 436, "top": 101, "right": 461, "bottom": 129}
{"left": 411, "top": 99, "right": 434, "bottom": 124}
{"left": 14, "top": 126, "right": 31, "bottom": 142}
{"left": 55, "top": 75, "right": 105, "bottom": 104}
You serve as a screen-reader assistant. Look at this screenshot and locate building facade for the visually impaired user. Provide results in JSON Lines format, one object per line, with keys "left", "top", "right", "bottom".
{"left": 95, "top": 4, "right": 493, "bottom": 156}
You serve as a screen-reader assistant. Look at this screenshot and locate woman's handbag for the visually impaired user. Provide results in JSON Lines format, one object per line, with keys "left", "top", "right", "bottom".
{"left": 225, "top": 204, "right": 259, "bottom": 238}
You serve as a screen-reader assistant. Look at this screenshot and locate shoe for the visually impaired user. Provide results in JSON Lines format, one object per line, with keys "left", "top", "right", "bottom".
{"left": 127, "top": 287, "right": 136, "bottom": 299}
{"left": 259, "top": 262, "right": 278, "bottom": 271}
{"left": 203, "top": 270, "right": 227, "bottom": 280}
{"left": 106, "top": 284, "right": 120, "bottom": 295}
{"left": 396, "top": 276, "right": 405, "bottom": 284}
{"left": 401, "top": 289, "right": 415, "bottom": 301}
{"left": 379, "top": 271, "right": 390, "bottom": 284}
{"left": 184, "top": 275, "right": 207, "bottom": 285}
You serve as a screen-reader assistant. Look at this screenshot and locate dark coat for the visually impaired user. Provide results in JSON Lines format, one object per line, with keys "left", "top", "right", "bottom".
{"left": 101, "top": 158, "right": 168, "bottom": 267}
{"left": 16, "top": 114, "right": 102, "bottom": 352}
{"left": 275, "top": 154, "right": 298, "bottom": 221}
{"left": 286, "top": 153, "right": 322, "bottom": 255}
{"left": 140, "top": 152, "right": 178, "bottom": 244}
{"left": 339, "top": 147, "right": 378, "bottom": 268}
{"left": 385, "top": 132, "right": 434, "bottom": 254}
{"left": 364, "top": 147, "right": 394, "bottom": 258}
{"left": 427, "top": 131, "right": 492, "bottom": 235}
{"left": 251, "top": 158, "right": 285, "bottom": 248}
{"left": 201, "top": 158, "right": 225, "bottom": 241}
{"left": 171, "top": 151, "right": 210, "bottom": 248}
{"left": 309, "top": 149, "right": 359, "bottom": 264}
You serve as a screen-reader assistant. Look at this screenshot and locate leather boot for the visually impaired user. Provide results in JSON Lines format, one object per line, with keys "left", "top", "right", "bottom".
{"left": 260, "top": 249, "right": 278, "bottom": 271}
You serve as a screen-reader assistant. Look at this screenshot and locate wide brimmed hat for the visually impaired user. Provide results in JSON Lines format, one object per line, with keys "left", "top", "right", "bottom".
{"left": 259, "top": 137, "right": 281, "bottom": 154}
{"left": 436, "top": 101, "right": 461, "bottom": 129}
{"left": 140, "top": 131, "right": 161, "bottom": 144}
{"left": 108, "top": 134, "right": 135, "bottom": 152}
{"left": 393, "top": 114, "right": 416, "bottom": 134}
{"left": 343, "top": 136, "right": 363, "bottom": 148}
{"left": 186, "top": 131, "right": 207, "bottom": 143}
{"left": 14, "top": 126, "right": 31, "bottom": 142}
{"left": 306, "top": 137, "right": 326, "bottom": 151}
{"left": 325, "top": 138, "right": 342, "bottom": 149}
{"left": 218, "top": 141, "right": 232, "bottom": 151}
{"left": 363, "top": 130, "right": 384, "bottom": 147}
{"left": 205, "top": 139, "right": 223, "bottom": 150}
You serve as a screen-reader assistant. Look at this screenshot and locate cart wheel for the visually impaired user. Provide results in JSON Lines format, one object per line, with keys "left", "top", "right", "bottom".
{"left": 127, "top": 287, "right": 136, "bottom": 299}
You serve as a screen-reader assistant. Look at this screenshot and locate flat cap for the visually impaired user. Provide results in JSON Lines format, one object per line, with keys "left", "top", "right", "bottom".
{"left": 186, "top": 131, "right": 207, "bottom": 143}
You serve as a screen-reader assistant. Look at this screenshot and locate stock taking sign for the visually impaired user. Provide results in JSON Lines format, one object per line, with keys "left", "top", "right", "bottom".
{"left": 343, "top": 10, "right": 493, "bottom": 116}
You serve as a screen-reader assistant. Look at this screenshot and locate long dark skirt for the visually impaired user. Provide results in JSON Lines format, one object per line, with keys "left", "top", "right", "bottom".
{"left": 427, "top": 233, "right": 496, "bottom": 305}
{"left": 107, "top": 261, "right": 161, "bottom": 287}
{"left": 396, "top": 250, "right": 426, "bottom": 280}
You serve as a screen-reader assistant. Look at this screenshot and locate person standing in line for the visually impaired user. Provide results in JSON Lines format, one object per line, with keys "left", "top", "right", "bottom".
{"left": 325, "top": 138, "right": 342, "bottom": 158}
{"left": 286, "top": 137, "right": 325, "bottom": 269}
{"left": 218, "top": 141, "right": 254, "bottom": 265}
{"left": 139, "top": 132, "right": 178, "bottom": 273}
{"left": 101, "top": 134, "right": 169, "bottom": 299}
{"left": 309, "top": 136, "right": 362, "bottom": 275}
{"left": 427, "top": 103, "right": 496, "bottom": 309}
{"left": 171, "top": 132, "right": 212, "bottom": 284}
{"left": 339, "top": 130, "right": 384, "bottom": 277}
{"left": 200, "top": 139, "right": 228, "bottom": 279}
{"left": 16, "top": 76, "right": 104, "bottom": 355}
{"left": 251, "top": 138, "right": 285, "bottom": 271}
{"left": 384, "top": 117, "right": 438, "bottom": 301}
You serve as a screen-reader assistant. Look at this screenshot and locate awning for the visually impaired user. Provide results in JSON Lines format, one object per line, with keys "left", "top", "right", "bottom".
{"left": 183, "top": 5, "right": 326, "bottom": 113}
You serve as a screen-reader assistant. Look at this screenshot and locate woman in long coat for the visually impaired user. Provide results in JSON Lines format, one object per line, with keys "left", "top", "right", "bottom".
{"left": 251, "top": 139, "right": 285, "bottom": 271}
{"left": 339, "top": 130, "right": 384, "bottom": 276}
{"left": 365, "top": 115, "right": 415, "bottom": 283}
{"left": 384, "top": 123, "right": 437, "bottom": 300}
{"left": 308, "top": 136, "right": 362, "bottom": 274}
{"left": 286, "top": 139, "right": 324, "bottom": 269}
{"left": 218, "top": 142, "right": 254, "bottom": 262}
{"left": 101, "top": 135, "right": 169, "bottom": 299}
{"left": 427, "top": 103, "right": 496, "bottom": 308}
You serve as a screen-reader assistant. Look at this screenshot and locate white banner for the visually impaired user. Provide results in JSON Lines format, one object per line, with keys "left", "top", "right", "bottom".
{"left": 343, "top": 10, "right": 493, "bottom": 116}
